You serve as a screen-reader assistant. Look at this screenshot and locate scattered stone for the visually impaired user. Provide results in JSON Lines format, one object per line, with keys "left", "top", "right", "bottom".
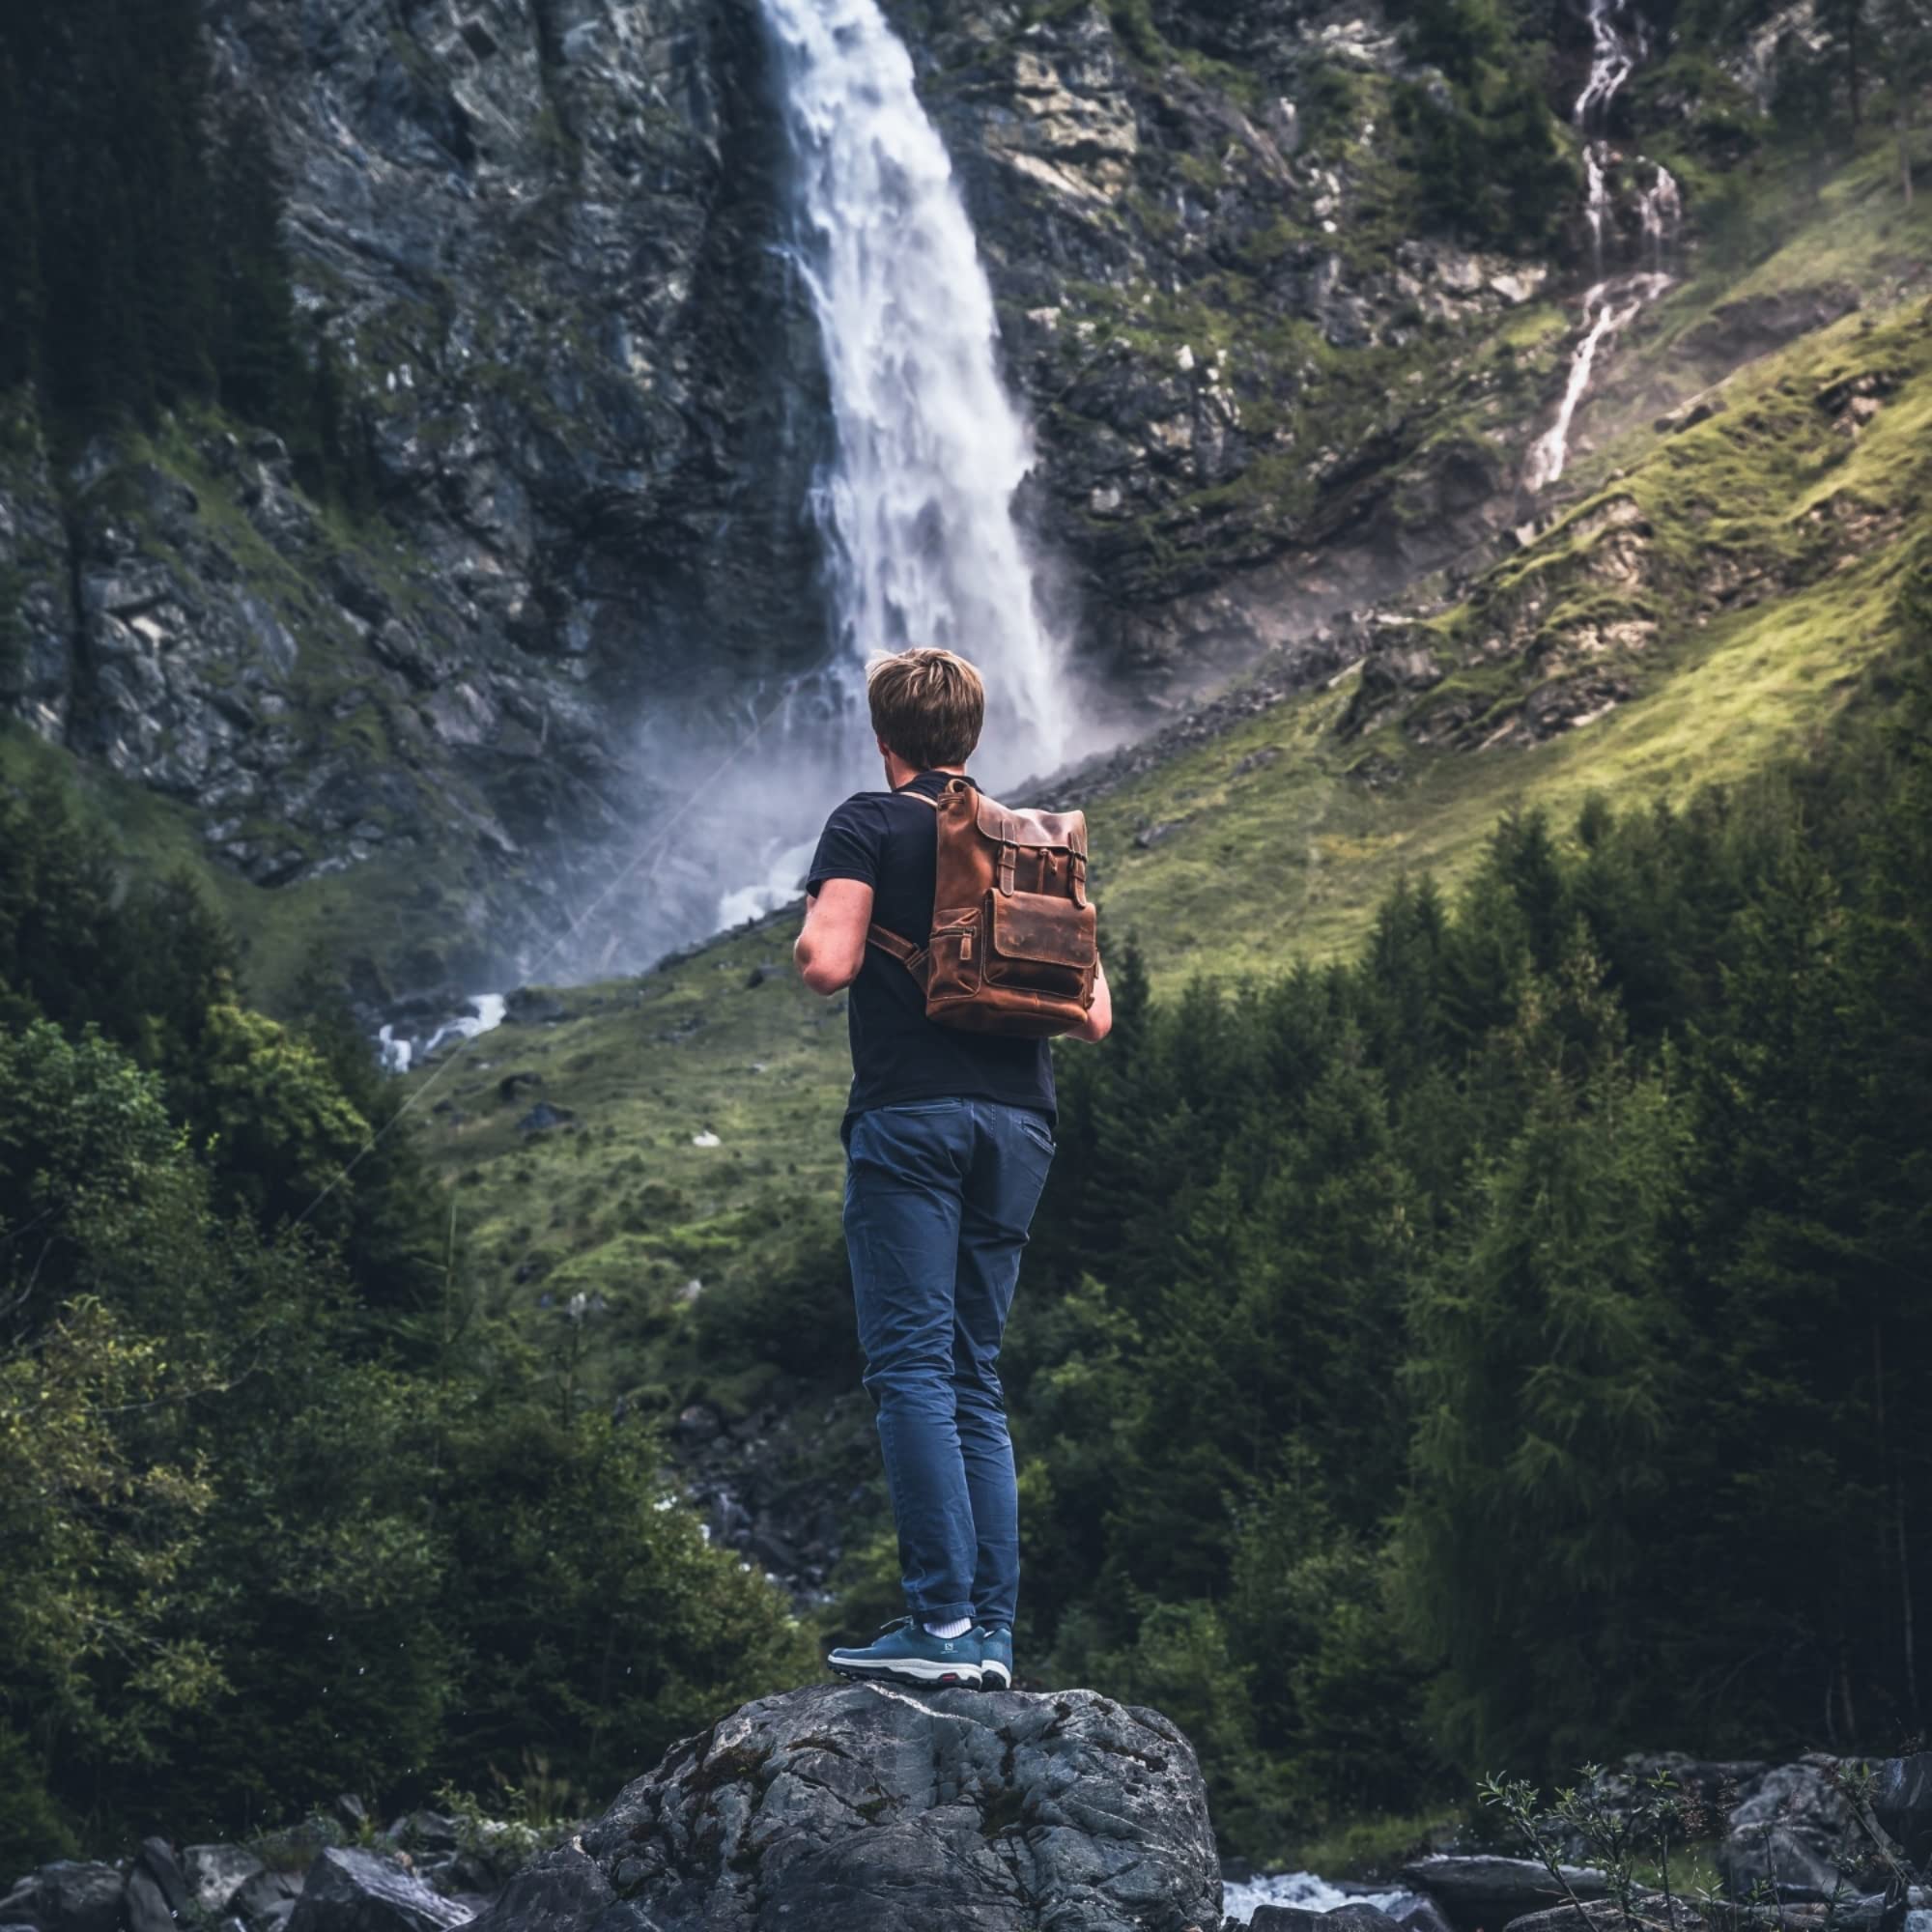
{"left": 1654, "top": 394, "right": 1726, "bottom": 434}
{"left": 690, "top": 1130, "right": 722, "bottom": 1148}
{"left": 515, "top": 1103, "right": 576, "bottom": 1134}
{"left": 285, "top": 1850, "right": 471, "bottom": 1932}
{"left": 0, "top": 1863, "right": 128, "bottom": 1932}
{"left": 1718, "top": 1761, "right": 1866, "bottom": 1901}
{"left": 232, "top": 1869, "right": 303, "bottom": 1932}
{"left": 451, "top": 1854, "right": 608, "bottom": 1932}
{"left": 1403, "top": 1856, "right": 1611, "bottom": 1932}
{"left": 126, "top": 1841, "right": 192, "bottom": 1932}
{"left": 184, "top": 1849, "right": 268, "bottom": 1920}
{"left": 1872, "top": 1754, "right": 1932, "bottom": 1867}
{"left": 502, "top": 992, "right": 569, "bottom": 1028}
{"left": 1133, "top": 819, "right": 1184, "bottom": 849}
{"left": 1254, "top": 1906, "right": 1405, "bottom": 1932}
{"left": 1503, "top": 1896, "right": 1703, "bottom": 1932}
{"left": 1395, "top": 1893, "right": 1460, "bottom": 1932}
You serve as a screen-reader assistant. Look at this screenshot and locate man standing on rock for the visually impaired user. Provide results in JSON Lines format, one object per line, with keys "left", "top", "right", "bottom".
{"left": 794, "top": 647, "right": 1112, "bottom": 1692}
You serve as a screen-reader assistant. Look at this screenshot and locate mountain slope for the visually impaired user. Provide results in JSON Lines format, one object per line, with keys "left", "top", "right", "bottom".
{"left": 401, "top": 141, "right": 1931, "bottom": 1488}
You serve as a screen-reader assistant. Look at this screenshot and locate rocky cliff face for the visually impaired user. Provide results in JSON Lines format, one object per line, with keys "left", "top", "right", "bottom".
{"left": 7, "top": 0, "right": 838, "bottom": 985}
{"left": 897, "top": 0, "right": 1561, "bottom": 684}
{"left": 0, "top": 0, "right": 1886, "bottom": 994}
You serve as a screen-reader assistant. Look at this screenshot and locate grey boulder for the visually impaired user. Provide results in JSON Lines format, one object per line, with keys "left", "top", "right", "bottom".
{"left": 232, "top": 1869, "right": 304, "bottom": 1932}
{"left": 475, "top": 1681, "right": 1222, "bottom": 1932}
{"left": 1872, "top": 1756, "right": 1932, "bottom": 1869}
{"left": 284, "top": 1851, "right": 473, "bottom": 1932}
{"left": 1718, "top": 1763, "right": 1864, "bottom": 1900}
{"left": 1501, "top": 1898, "right": 1703, "bottom": 1932}
{"left": 0, "top": 1863, "right": 128, "bottom": 1932}
{"left": 183, "top": 1850, "right": 269, "bottom": 1920}
{"left": 1403, "top": 1858, "right": 1611, "bottom": 1932}
{"left": 126, "top": 1841, "right": 191, "bottom": 1932}
{"left": 1255, "top": 1908, "right": 1406, "bottom": 1932}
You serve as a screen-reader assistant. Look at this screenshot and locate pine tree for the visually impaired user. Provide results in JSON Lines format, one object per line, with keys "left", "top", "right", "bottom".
{"left": 0, "top": 44, "right": 41, "bottom": 392}
{"left": 122, "top": 0, "right": 217, "bottom": 404}
{"left": 213, "top": 101, "right": 300, "bottom": 429}
{"left": 1397, "top": 938, "right": 1691, "bottom": 1772}
{"left": 1875, "top": 0, "right": 1932, "bottom": 200}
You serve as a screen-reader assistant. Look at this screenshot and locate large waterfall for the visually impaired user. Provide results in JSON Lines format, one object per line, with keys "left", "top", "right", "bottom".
{"left": 698, "top": 0, "right": 1080, "bottom": 931}
{"left": 758, "top": 0, "right": 1073, "bottom": 788}
{"left": 385, "top": 0, "right": 1078, "bottom": 1053}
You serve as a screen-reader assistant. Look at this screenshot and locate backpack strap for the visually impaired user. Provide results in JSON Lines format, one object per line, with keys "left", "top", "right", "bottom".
{"left": 865, "top": 781, "right": 944, "bottom": 984}
{"left": 867, "top": 922, "right": 929, "bottom": 988}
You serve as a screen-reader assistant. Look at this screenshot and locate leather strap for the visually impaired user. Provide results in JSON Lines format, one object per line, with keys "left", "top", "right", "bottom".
{"left": 868, "top": 780, "right": 944, "bottom": 983}
{"left": 867, "top": 922, "right": 930, "bottom": 988}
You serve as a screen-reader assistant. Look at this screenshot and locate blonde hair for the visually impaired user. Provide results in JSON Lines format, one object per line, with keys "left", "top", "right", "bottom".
{"left": 866, "top": 648, "right": 985, "bottom": 770}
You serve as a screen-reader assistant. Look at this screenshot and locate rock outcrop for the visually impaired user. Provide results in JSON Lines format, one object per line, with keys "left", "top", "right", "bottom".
{"left": 469, "top": 1680, "right": 1221, "bottom": 1932}
{"left": 1401, "top": 1857, "right": 1612, "bottom": 1932}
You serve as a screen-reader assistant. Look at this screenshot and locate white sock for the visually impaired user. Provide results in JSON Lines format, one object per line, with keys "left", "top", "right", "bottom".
{"left": 924, "top": 1615, "right": 972, "bottom": 1640}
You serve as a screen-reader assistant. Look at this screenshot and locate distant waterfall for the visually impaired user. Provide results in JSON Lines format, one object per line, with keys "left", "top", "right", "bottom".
{"left": 760, "top": 0, "right": 1072, "bottom": 788}
{"left": 1524, "top": 0, "right": 1682, "bottom": 492}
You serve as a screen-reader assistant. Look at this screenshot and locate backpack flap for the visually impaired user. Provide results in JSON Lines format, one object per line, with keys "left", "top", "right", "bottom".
{"left": 986, "top": 891, "right": 1095, "bottom": 1003}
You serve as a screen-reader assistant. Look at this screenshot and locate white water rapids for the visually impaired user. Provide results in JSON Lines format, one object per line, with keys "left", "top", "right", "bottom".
{"left": 1524, "top": 0, "right": 1682, "bottom": 491}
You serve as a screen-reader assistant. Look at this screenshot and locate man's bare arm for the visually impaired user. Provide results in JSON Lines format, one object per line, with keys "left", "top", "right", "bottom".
{"left": 1070, "top": 956, "right": 1113, "bottom": 1042}
{"left": 794, "top": 879, "right": 874, "bottom": 994}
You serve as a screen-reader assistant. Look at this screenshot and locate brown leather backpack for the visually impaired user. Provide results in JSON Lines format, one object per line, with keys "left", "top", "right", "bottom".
{"left": 867, "top": 778, "right": 1097, "bottom": 1038}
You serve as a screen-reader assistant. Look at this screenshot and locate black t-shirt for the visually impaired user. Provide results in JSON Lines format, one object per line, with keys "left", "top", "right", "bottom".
{"left": 807, "top": 770, "right": 1055, "bottom": 1129}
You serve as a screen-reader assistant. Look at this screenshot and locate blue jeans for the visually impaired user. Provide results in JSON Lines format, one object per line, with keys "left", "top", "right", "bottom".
{"left": 842, "top": 1097, "right": 1055, "bottom": 1630}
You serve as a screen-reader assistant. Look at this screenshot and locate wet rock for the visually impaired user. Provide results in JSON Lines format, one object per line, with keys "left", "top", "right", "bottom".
{"left": 0, "top": 1863, "right": 128, "bottom": 1932}
{"left": 1255, "top": 1906, "right": 1405, "bottom": 1932}
{"left": 183, "top": 1850, "right": 268, "bottom": 1920}
{"left": 1872, "top": 1754, "right": 1932, "bottom": 1868}
{"left": 1718, "top": 1762, "right": 1866, "bottom": 1901}
{"left": 1402, "top": 1856, "right": 1611, "bottom": 1932}
{"left": 1503, "top": 1898, "right": 1703, "bottom": 1932}
{"left": 515, "top": 1102, "right": 577, "bottom": 1134}
{"left": 453, "top": 1853, "right": 609, "bottom": 1932}
{"left": 232, "top": 1868, "right": 304, "bottom": 1932}
{"left": 478, "top": 1680, "right": 1225, "bottom": 1932}
{"left": 284, "top": 1850, "right": 471, "bottom": 1932}
{"left": 1395, "top": 1893, "right": 1460, "bottom": 1932}
{"left": 126, "top": 1841, "right": 192, "bottom": 1932}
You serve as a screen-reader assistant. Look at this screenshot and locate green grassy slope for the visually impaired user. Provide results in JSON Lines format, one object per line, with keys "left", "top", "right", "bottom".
{"left": 411, "top": 282, "right": 1929, "bottom": 1422}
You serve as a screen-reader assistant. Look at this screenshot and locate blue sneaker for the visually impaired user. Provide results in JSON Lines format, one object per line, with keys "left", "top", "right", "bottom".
{"left": 972, "top": 1624, "right": 1013, "bottom": 1690}
{"left": 827, "top": 1616, "right": 983, "bottom": 1690}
